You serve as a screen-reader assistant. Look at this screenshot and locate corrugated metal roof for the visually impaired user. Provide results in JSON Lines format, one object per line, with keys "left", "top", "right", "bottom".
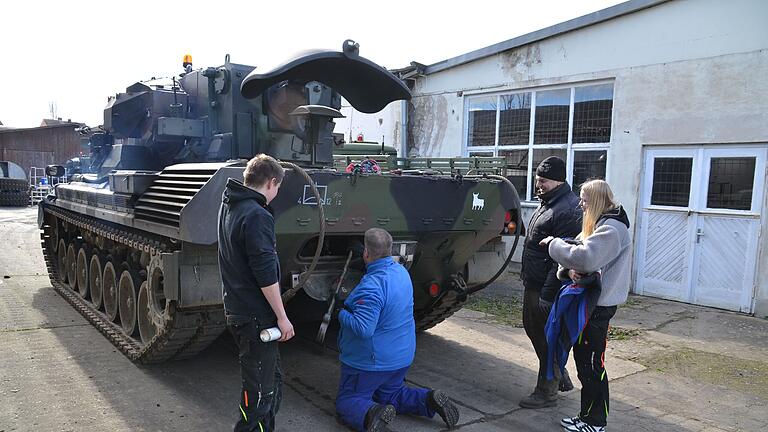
{"left": 422, "top": 0, "right": 671, "bottom": 75}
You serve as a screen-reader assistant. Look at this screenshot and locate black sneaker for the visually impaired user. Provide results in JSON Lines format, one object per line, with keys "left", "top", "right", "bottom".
{"left": 427, "top": 389, "right": 460, "bottom": 428}
{"left": 364, "top": 404, "right": 396, "bottom": 432}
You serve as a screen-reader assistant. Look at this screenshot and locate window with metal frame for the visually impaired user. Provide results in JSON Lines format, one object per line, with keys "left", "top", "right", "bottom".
{"left": 499, "top": 149, "right": 529, "bottom": 200}
{"left": 573, "top": 84, "right": 613, "bottom": 144}
{"left": 573, "top": 150, "right": 608, "bottom": 195}
{"left": 650, "top": 157, "right": 693, "bottom": 207}
{"left": 464, "top": 82, "right": 613, "bottom": 201}
{"left": 706, "top": 157, "right": 755, "bottom": 210}
{"left": 467, "top": 96, "right": 497, "bottom": 147}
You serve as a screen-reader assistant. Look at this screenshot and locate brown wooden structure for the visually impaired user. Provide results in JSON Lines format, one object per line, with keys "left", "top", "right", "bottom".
{"left": 0, "top": 121, "right": 86, "bottom": 180}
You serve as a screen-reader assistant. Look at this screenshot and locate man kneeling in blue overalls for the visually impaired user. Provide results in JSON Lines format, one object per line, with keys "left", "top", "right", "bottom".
{"left": 336, "top": 228, "right": 460, "bottom": 431}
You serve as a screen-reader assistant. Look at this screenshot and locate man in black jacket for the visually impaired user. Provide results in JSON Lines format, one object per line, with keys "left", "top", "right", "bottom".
{"left": 519, "top": 156, "right": 582, "bottom": 409}
{"left": 218, "top": 154, "right": 295, "bottom": 432}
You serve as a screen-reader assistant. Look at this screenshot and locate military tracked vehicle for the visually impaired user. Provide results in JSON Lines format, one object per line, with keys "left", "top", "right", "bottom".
{"left": 1, "top": 161, "right": 29, "bottom": 207}
{"left": 38, "top": 41, "right": 521, "bottom": 363}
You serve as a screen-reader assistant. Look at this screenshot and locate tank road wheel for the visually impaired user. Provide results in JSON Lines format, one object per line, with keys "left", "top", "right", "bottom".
{"left": 48, "top": 216, "right": 59, "bottom": 252}
{"left": 89, "top": 252, "right": 104, "bottom": 309}
{"left": 118, "top": 268, "right": 140, "bottom": 336}
{"left": 66, "top": 244, "right": 78, "bottom": 291}
{"left": 76, "top": 247, "right": 89, "bottom": 298}
{"left": 137, "top": 281, "right": 157, "bottom": 344}
{"left": 102, "top": 261, "right": 119, "bottom": 321}
{"left": 57, "top": 239, "right": 68, "bottom": 283}
{"left": 145, "top": 263, "right": 168, "bottom": 335}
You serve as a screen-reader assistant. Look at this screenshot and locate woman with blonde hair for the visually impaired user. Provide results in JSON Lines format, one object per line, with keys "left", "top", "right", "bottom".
{"left": 539, "top": 179, "right": 632, "bottom": 432}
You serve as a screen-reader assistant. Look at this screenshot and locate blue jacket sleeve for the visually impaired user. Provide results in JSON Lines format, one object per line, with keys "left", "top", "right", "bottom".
{"left": 242, "top": 210, "right": 279, "bottom": 288}
{"left": 338, "top": 277, "right": 384, "bottom": 339}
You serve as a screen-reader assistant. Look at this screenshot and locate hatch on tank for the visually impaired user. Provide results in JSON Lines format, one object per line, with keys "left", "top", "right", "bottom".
{"left": 241, "top": 40, "right": 411, "bottom": 113}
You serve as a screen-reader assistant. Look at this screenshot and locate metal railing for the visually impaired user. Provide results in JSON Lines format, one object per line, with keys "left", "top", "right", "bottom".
{"left": 332, "top": 155, "right": 508, "bottom": 176}
{"left": 29, "top": 166, "right": 68, "bottom": 204}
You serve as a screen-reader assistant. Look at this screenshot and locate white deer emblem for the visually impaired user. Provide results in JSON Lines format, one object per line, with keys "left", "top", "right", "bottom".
{"left": 472, "top": 193, "right": 485, "bottom": 210}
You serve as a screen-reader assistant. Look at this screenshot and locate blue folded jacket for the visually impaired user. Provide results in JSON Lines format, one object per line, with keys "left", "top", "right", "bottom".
{"left": 545, "top": 273, "right": 601, "bottom": 380}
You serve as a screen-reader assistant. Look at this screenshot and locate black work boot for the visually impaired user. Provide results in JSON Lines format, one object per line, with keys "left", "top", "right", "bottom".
{"left": 364, "top": 403, "right": 396, "bottom": 432}
{"left": 427, "top": 389, "right": 460, "bottom": 428}
{"left": 559, "top": 368, "right": 574, "bottom": 392}
{"left": 518, "top": 378, "right": 558, "bottom": 409}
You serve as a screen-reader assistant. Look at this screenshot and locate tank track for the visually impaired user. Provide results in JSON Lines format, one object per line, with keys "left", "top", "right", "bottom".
{"left": 40, "top": 205, "right": 226, "bottom": 364}
{"left": 415, "top": 289, "right": 467, "bottom": 332}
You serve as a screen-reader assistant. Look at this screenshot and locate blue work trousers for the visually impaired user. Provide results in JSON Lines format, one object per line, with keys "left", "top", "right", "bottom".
{"left": 336, "top": 363, "right": 434, "bottom": 431}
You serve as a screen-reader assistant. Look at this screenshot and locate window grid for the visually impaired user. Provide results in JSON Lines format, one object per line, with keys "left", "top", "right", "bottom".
{"left": 706, "top": 157, "right": 755, "bottom": 211}
{"left": 573, "top": 84, "right": 614, "bottom": 144}
{"left": 465, "top": 82, "right": 613, "bottom": 201}
{"left": 533, "top": 89, "right": 570, "bottom": 145}
{"left": 498, "top": 93, "right": 532, "bottom": 145}
{"left": 650, "top": 158, "right": 693, "bottom": 207}
{"left": 573, "top": 150, "right": 608, "bottom": 195}
{"left": 499, "top": 149, "right": 529, "bottom": 200}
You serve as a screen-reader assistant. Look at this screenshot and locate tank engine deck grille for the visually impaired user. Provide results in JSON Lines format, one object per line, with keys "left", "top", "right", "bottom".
{"left": 134, "top": 168, "right": 217, "bottom": 227}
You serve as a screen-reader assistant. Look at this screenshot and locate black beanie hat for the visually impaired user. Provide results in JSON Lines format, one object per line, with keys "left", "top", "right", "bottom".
{"left": 536, "top": 156, "right": 566, "bottom": 182}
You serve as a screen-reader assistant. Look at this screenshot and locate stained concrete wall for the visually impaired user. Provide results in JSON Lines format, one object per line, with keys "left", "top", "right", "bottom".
{"left": 391, "top": 0, "right": 768, "bottom": 315}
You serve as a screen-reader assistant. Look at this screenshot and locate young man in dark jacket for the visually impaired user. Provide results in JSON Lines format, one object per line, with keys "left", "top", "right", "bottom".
{"left": 519, "top": 156, "right": 582, "bottom": 409}
{"left": 336, "top": 228, "right": 459, "bottom": 432}
{"left": 218, "top": 154, "right": 295, "bottom": 432}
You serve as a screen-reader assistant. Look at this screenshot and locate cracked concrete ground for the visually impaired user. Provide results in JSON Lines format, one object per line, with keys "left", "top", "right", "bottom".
{"left": 1, "top": 207, "right": 767, "bottom": 431}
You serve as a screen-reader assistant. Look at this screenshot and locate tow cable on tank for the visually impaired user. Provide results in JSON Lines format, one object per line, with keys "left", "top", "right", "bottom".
{"left": 278, "top": 161, "right": 326, "bottom": 304}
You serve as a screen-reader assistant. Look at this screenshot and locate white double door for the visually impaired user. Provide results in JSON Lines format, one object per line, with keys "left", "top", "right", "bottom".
{"left": 635, "top": 146, "right": 766, "bottom": 313}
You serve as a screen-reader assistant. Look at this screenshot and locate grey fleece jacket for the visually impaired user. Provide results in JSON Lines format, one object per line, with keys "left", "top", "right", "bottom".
{"left": 548, "top": 217, "right": 632, "bottom": 307}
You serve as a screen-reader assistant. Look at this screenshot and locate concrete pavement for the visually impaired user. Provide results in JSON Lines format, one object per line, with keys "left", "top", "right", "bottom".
{"left": 0, "top": 207, "right": 766, "bottom": 431}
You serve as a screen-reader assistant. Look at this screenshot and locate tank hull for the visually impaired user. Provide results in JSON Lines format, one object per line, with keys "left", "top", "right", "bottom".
{"left": 39, "top": 163, "right": 518, "bottom": 362}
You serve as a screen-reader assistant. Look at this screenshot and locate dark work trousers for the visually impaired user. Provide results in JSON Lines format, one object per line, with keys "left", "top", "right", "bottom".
{"left": 228, "top": 318, "right": 283, "bottom": 432}
{"left": 522, "top": 287, "right": 553, "bottom": 384}
{"left": 573, "top": 305, "right": 616, "bottom": 427}
{"left": 336, "top": 364, "right": 434, "bottom": 432}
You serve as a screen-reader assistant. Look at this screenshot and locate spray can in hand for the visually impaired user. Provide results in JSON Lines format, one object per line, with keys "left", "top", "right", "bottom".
{"left": 260, "top": 327, "right": 282, "bottom": 342}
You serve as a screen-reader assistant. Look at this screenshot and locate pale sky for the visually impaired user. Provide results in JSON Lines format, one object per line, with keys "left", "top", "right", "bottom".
{"left": 1, "top": 0, "right": 623, "bottom": 128}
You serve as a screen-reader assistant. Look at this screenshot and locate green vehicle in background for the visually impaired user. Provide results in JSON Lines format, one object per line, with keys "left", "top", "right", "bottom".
{"left": 333, "top": 140, "right": 398, "bottom": 157}
{"left": 38, "top": 41, "right": 521, "bottom": 363}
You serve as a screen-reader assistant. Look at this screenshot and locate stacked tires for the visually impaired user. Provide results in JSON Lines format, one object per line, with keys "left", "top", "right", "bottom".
{"left": 0, "top": 178, "right": 29, "bottom": 207}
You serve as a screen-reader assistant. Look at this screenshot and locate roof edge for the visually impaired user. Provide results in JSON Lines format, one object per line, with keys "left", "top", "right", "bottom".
{"left": 0, "top": 123, "right": 85, "bottom": 134}
{"left": 424, "top": 0, "right": 671, "bottom": 75}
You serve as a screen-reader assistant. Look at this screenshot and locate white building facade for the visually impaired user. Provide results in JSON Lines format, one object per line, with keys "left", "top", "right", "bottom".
{"left": 362, "top": 0, "right": 768, "bottom": 315}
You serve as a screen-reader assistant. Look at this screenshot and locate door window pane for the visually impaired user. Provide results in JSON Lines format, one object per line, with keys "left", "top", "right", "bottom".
{"left": 468, "top": 151, "right": 494, "bottom": 157}
{"left": 498, "top": 93, "right": 531, "bottom": 145}
{"left": 707, "top": 157, "right": 755, "bottom": 210}
{"left": 573, "top": 84, "right": 613, "bottom": 143}
{"left": 651, "top": 158, "right": 693, "bottom": 207}
{"left": 534, "top": 89, "right": 570, "bottom": 144}
{"left": 499, "top": 149, "right": 529, "bottom": 199}
{"left": 467, "top": 96, "right": 497, "bottom": 147}
{"left": 573, "top": 150, "right": 607, "bottom": 195}
{"left": 532, "top": 148, "right": 567, "bottom": 198}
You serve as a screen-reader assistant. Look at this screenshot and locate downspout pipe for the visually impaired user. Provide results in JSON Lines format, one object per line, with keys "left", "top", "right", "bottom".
{"left": 400, "top": 99, "right": 408, "bottom": 156}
